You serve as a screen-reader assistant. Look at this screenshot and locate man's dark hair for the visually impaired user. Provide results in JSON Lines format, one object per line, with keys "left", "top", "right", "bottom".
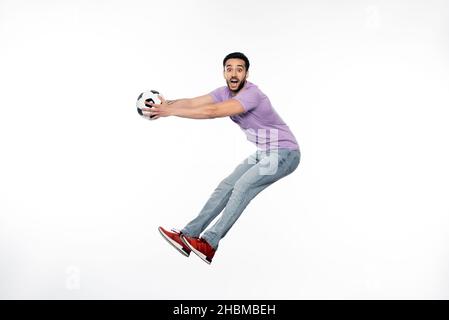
{"left": 223, "top": 52, "right": 250, "bottom": 71}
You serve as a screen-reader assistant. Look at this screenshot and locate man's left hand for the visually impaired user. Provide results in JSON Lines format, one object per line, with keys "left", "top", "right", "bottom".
{"left": 141, "top": 95, "right": 171, "bottom": 120}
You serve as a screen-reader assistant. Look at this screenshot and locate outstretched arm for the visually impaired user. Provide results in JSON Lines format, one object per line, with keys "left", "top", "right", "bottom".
{"left": 166, "top": 94, "right": 214, "bottom": 108}
{"left": 142, "top": 95, "right": 245, "bottom": 119}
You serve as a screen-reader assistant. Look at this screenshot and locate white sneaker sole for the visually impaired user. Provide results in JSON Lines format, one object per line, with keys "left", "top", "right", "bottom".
{"left": 180, "top": 235, "right": 212, "bottom": 265}
{"left": 158, "top": 227, "right": 190, "bottom": 257}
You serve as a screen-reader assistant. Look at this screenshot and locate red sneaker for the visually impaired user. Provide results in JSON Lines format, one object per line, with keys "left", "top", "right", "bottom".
{"left": 180, "top": 235, "right": 216, "bottom": 264}
{"left": 158, "top": 227, "right": 191, "bottom": 257}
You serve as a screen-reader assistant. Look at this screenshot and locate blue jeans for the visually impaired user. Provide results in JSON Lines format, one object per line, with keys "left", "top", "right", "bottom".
{"left": 181, "top": 148, "right": 301, "bottom": 250}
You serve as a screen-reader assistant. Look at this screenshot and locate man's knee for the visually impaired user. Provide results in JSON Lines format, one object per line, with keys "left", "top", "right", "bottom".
{"left": 217, "top": 178, "right": 235, "bottom": 191}
{"left": 233, "top": 180, "right": 252, "bottom": 193}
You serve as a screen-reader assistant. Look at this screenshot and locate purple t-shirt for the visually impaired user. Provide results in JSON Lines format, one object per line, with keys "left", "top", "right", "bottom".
{"left": 209, "top": 81, "right": 299, "bottom": 151}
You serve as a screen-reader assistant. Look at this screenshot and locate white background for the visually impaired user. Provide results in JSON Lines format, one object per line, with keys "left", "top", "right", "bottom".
{"left": 1, "top": 0, "right": 449, "bottom": 299}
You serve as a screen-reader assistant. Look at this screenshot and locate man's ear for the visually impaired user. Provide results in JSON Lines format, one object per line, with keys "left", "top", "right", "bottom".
{"left": 245, "top": 71, "right": 249, "bottom": 79}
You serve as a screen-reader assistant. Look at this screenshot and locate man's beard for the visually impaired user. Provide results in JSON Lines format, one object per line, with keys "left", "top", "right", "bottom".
{"left": 227, "top": 79, "right": 246, "bottom": 93}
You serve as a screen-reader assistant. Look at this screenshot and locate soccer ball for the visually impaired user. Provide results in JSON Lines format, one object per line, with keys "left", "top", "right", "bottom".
{"left": 136, "top": 90, "right": 161, "bottom": 119}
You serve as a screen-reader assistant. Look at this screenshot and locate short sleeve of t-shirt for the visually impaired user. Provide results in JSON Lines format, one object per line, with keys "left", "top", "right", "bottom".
{"left": 209, "top": 87, "right": 225, "bottom": 103}
{"left": 232, "top": 86, "right": 261, "bottom": 112}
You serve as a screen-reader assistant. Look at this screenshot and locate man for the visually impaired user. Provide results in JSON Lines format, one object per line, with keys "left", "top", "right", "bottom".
{"left": 142, "top": 52, "right": 300, "bottom": 264}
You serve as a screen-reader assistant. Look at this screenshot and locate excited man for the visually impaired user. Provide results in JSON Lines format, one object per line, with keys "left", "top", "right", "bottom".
{"left": 143, "top": 52, "right": 300, "bottom": 264}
